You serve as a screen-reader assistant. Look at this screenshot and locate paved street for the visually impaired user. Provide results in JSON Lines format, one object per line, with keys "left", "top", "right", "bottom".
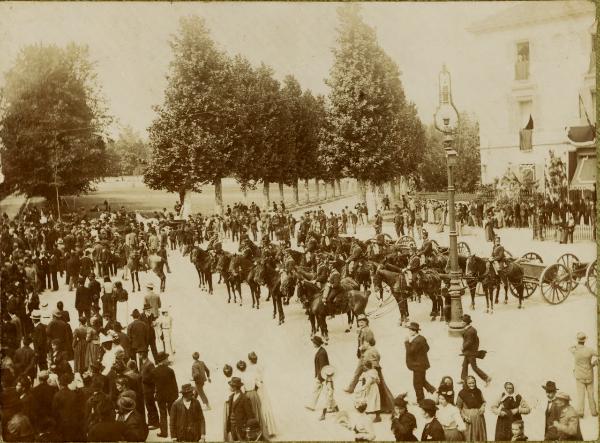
{"left": 36, "top": 195, "right": 598, "bottom": 441}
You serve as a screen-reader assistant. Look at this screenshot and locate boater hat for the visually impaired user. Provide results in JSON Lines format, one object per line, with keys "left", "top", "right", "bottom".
{"left": 311, "top": 335, "right": 324, "bottom": 346}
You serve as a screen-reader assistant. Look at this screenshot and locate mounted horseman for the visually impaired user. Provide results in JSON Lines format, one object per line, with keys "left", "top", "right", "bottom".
{"left": 489, "top": 235, "right": 510, "bottom": 304}
{"left": 417, "top": 229, "right": 435, "bottom": 267}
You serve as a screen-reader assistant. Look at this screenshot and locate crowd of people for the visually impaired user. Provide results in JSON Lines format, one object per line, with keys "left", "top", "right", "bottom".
{"left": 0, "top": 194, "right": 596, "bottom": 442}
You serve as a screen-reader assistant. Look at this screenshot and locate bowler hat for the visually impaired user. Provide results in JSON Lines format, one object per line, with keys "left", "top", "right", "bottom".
{"left": 577, "top": 332, "right": 587, "bottom": 341}
{"left": 228, "top": 377, "right": 243, "bottom": 389}
{"left": 462, "top": 314, "right": 472, "bottom": 324}
{"left": 146, "top": 282, "right": 154, "bottom": 289}
{"left": 542, "top": 381, "right": 557, "bottom": 392}
{"left": 180, "top": 383, "right": 194, "bottom": 394}
{"left": 143, "top": 303, "right": 151, "bottom": 310}
{"left": 155, "top": 351, "right": 169, "bottom": 363}
{"left": 419, "top": 398, "right": 438, "bottom": 414}
{"left": 407, "top": 322, "right": 420, "bottom": 332}
{"left": 117, "top": 396, "right": 136, "bottom": 412}
{"left": 311, "top": 335, "right": 324, "bottom": 346}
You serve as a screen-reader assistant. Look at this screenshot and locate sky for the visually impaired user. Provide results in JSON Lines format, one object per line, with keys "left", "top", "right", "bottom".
{"left": 0, "top": 1, "right": 511, "bottom": 138}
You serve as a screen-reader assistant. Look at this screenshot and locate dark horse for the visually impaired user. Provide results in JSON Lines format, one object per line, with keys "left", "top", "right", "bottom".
{"left": 373, "top": 267, "right": 411, "bottom": 325}
{"left": 185, "top": 245, "right": 214, "bottom": 294}
{"left": 228, "top": 253, "right": 261, "bottom": 308}
{"left": 467, "top": 255, "right": 525, "bottom": 309}
{"left": 216, "top": 252, "right": 236, "bottom": 303}
{"left": 296, "top": 279, "right": 328, "bottom": 338}
{"left": 253, "top": 258, "right": 286, "bottom": 324}
{"left": 465, "top": 255, "right": 499, "bottom": 313}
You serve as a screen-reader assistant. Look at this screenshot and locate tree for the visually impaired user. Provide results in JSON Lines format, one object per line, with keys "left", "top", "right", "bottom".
{"left": 321, "top": 4, "right": 420, "bottom": 204}
{"left": 105, "top": 126, "right": 150, "bottom": 176}
{"left": 418, "top": 113, "right": 480, "bottom": 192}
{"left": 144, "top": 15, "right": 235, "bottom": 214}
{"left": 0, "top": 43, "right": 109, "bottom": 208}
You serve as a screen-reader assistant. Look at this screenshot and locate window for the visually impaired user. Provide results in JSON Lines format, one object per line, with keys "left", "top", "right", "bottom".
{"left": 515, "top": 41, "right": 530, "bottom": 80}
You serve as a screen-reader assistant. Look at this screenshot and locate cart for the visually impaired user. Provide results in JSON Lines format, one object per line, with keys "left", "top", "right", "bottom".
{"left": 556, "top": 253, "right": 596, "bottom": 297}
{"left": 430, "top": 239, "right": 471, "bottom": 257}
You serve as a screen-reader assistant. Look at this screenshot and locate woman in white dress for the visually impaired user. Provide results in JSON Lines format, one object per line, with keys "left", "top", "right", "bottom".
{"left": 437, "top": 392, "right": 466, "bottom": 440}
{"left": 248, "top": 352, "right": 278, "bottom": 438}
{"left": 236, "top": 360, "right": 268, "bottom": 440}
{"left": 353, "top": 360, "right": 381, "bottom": 422}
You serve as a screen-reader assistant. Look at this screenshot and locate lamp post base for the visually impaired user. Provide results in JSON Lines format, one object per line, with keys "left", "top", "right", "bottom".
{"left": 447, "top": 276, "right": 466, "bottom": 336}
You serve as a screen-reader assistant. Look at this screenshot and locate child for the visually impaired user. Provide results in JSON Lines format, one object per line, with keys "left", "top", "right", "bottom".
{"left": 437, "top": 376, "right": 455, "bottom": 405}
{"left": 318, "top": 365, "right": 339, "bottom": 421}
{"left": 511, "top": 420, "right": 528, "bottom": 441}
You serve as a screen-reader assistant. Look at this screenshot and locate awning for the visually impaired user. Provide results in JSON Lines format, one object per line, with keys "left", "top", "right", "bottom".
{"left": 566, "top": 125, "right": 596, "bottom": 148}
{"left": 570, "top": 156, "right": 596, "bottom": 190}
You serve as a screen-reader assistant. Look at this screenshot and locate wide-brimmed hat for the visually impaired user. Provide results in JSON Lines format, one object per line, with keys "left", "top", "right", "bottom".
{"left": 100, "top": 334, "right": 113, "bottom": 344}
{"left": 407, "top": 322, "right": 420, "bottom": 332}
{"left": 555, "top": 391, "right": 571, "bottom": 402}
{"left": 155, "top": 351, "right": 169, "bottom": 363}
{"left": 146, "top": 282, "right": 154, "bottom": 289}
{"left": 321, "top": 365, "right": 335, "bottom": 379}
{"left": 577, "top": 332, "right": 587, "bottom": 341}
{"left": 228, "top": 377, "right": 243, "bottom": 389}
{"left": 31, "top": 310, "right": 41, "bottom": 320}
{"left": 143, "top": 303, "right": 151, "bottom": 310}
{"left": 542, "top": 381, "right": 557, "bottom": 393}
{"left": 462, "top": 314, "right": 472, "bottom": 324}
{"left": 180, "top": 383, "right": 194, "bottom": 394}
{"left": 117, "top": 396, "right": 136, "bottom": 411}
{"left": 311, "top": 335, "right": 324, "bottom": 346}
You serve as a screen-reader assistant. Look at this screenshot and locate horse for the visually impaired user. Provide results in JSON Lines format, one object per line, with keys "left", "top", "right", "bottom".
{"left": 253, "top": 258, "right": 285, "bottom": 324}
{"left": 228, "top": 253, "right": 261, "bottom": 308}
{"left": 296, "top": 279, "right": 328, "bottom": 339}
{"left": 465, "top": 255, "right": 499, "bottom": 313}
{"left": 373, "top": 267, "right": 411, "bottom": 325}
{"left": 316, "top": 280, "right": 370, "bottom": 339}
{"left": 468, "top": 255, "right": 525, "bottom": 308}
{"left": 216, "top": 252, "right": 236, "bottom": 303}
{"left": 190, "top": 245, "right": 214, "bottom": 294}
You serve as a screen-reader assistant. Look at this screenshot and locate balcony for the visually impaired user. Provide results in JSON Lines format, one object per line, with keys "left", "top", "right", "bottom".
{"left": 515, "top": 60, "right": 529, "bottom": 80}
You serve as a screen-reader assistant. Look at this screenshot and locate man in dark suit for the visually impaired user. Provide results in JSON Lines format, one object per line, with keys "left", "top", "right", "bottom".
{"left": 46, "top": 310, "right": 72, "bottom": 360}
{"left": 305, "top": 335, "right": 330, "bottom": 411}
{"left": 31, "top": 370, "right": 58, "bottom": 425}
{"left": 117, "top": 396, "right": 149, "bottom": 442}
{"left": 225, "top": 377, "right": 254, "bottom": 441}
{"left": 75, "top": 277, "right": 92, "bottom": 319}
{"left": 127, "top": 309, "right": 148, "bottom": 368}
{"left": 404, "top": 322, "right": 436, "bottom": 402}
{"left": 460, "top": 315, "right": 491, "bottom": 385}
{"left": 542, "top": 381, "right": 562, "bottom": 440}
{"left": 169, "top": 384, "right": 205, "bottom": 442}
{"left": 140, "top": 351, "right": 159, "bottom": 430}
{"left": 141, "top": 304, "right": 159, "bottom": 361}
{"left": 152, "top": 351, "right": 178, "bottom": 438}
{"left": 13, "top": 335, "right": 36, "bottom": 381}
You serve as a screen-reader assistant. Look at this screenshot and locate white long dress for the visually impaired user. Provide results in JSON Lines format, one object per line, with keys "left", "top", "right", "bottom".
{"left": 250, "top": 363, "right": 278, "bottom": 437}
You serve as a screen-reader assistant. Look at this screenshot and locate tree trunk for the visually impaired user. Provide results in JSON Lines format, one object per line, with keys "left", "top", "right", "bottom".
{"left": 331, "top": 181, "right": 336, "bottom": 198}
{"left": 315, "top": 179, "right": 320, "bottom": 201}
{"left": 370, "top": 181, "right": 379, "bottom": 211}
{"left": 336, "top": 179, "right": 342, "bottom": 196}
{"left": 293, "top": 180, "right": 299, "bottom": 205}
{"left": 214, "top": 178, "right": 224, "bottom": 215}
{"left": 304, "top": 179, "right": 310, "bottom": 203}
{"left": 278, "top": 182, "right": 284, "bottom": 204}
{"left": 242, "top": 187, "right": 248, "bottom": 202}
{"left": 263, "top": 181, "right": 270, "bottom": 209}
{"left": 323, "top": 181, "right": 328, "bottom": 199}
{"left": 357, "top": 179, "right": 367, "bottom": 205}
{"left": 390, "top": 180, "right": 397, "bottom": 199}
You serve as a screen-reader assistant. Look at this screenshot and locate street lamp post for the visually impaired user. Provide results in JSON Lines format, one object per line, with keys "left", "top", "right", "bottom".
{"left": 433, "top": 64, "right": 465, "bottom": 336}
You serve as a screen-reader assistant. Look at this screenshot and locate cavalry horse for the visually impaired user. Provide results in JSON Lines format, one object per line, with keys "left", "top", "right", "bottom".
{"left": 466, "top": 255, "right": 525, "bottom": 309}
{"left": 183, "top": 244, "right": 215, "bottom": 294}
{"left": 373, "top": 266, "right": 411, "bottom": 325}
{"left": 228, "top": 253, "right": 261, "bottom": 308}
{"left": 253, "top": 257, "right": 286, "bottom": 324}
{"left": 216, "top": 252, "right": 237, "bottom": 304}
{"left": 465, "top": 255, "right": 500, "bottom": 313}
{"left": 296, "top": 279, "right": 328, "bottom": 338}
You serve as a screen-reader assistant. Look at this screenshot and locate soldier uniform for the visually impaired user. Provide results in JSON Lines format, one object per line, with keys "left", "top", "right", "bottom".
{"left": 490, "top": 237, "right": 506, "bottom": 273}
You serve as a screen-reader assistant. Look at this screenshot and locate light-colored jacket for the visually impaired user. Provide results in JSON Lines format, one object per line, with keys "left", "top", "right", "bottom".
{"left": 569, "top": 344, "right": 597, "bottom": 382}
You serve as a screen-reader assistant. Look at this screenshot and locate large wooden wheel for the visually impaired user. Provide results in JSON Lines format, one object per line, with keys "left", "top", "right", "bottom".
{"left": 539, "top": 263, "right": 572, "bottom": 304}
{"left": 396, "top": 235, "right": 416, "bottom": 249}
{"left": 585, "top": 260, "right": 597, "bottom": 296}
{"left": 458, "top": 241, "right": 471, "bottom": 256}
{"left": 557, "top": 253, "right": 581, "bottom": 291}
{"left": 522, "top": 252, "right": 543, "bottom": 263}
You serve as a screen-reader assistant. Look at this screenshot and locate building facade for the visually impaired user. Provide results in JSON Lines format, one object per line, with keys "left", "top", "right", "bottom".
{"left": 468, "top": 1, "right": 596, "bottom": 194}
